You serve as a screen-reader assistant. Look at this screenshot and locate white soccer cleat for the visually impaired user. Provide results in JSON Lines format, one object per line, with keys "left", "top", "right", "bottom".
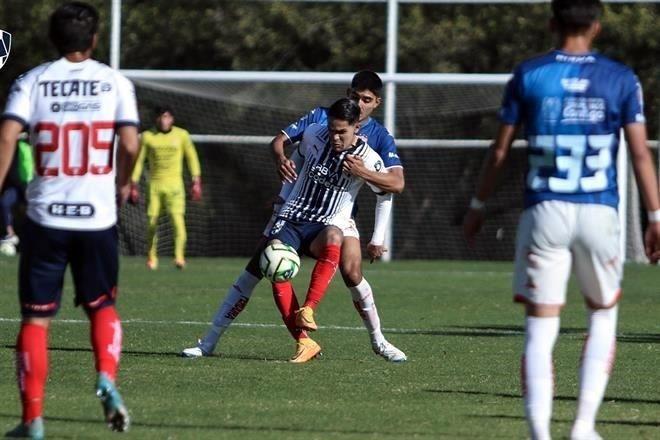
{"left": 570, "top": 422, "right": 603, "bottom": 440}
{"left": 180, "top": 340, "right": 210, "bottom": 358}
{"left": 372, "top": 340, "right": 407, "bottom": 363}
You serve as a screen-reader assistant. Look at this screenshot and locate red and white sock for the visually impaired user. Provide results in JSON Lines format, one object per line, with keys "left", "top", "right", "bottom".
{"left": 349, "top": 278, "right": 385, "bottom": 346}
{"left": 573, "top": 306, "right": 618, "bottom": 436}
{"left": 303, "top": 244, "right": 341, "bottom": 309}
{"left": 89, "top": 306, "right": 122, "bottom": 382}
{"left": 522, "top": 316, "right": 560, "bottom": 440}
{"left": 271, "top": 281, "right": 308, "bottom": 340}
{"left": 16, "top": 323, "right": 49, "bottom": 423}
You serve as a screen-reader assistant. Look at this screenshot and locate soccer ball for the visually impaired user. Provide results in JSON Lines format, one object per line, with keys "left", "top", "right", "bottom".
{"left": 260, "top": 243, "right": 300, "bottom": 283}
{"left": 0, "top": 241, "right": 16, "bottom": 257}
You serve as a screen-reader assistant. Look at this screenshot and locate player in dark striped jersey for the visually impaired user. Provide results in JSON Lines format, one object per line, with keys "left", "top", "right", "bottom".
{"left": 182, "top": 72, "right": 406, "bottom": 363}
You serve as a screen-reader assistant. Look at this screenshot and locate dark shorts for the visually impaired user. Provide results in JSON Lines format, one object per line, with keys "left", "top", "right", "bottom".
{"left": 268, "top": 217, "right": 326, "bottom": 255}
{"left": 18, "top": 218, "right": 119, "bottom": 317}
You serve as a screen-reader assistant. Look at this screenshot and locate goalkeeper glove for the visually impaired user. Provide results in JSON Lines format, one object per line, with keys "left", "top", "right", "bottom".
{"left": 191, "top": 177, "right": 202, "bottom": 201}
{"left": 128, "top": 182, "right": 140, "bottom": 205}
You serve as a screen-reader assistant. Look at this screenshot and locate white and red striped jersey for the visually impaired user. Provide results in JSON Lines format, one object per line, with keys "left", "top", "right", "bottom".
{"left": 2, "top": 57, "right": 139, "bottom": 230}
{"left": 278, "top": 123, "right": 385, "bottom": 230}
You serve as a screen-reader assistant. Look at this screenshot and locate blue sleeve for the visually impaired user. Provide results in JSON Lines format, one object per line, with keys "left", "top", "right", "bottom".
{"left": 621, "top": 72, "right": 646, "bottom": 125}
{"left": 373, "top": 128, "right": 402, "bottom": 168}
{"left": 282, "top": 107, "right": 326, "bottom": 144}
{"left": 499, "top": 66, "right": 524, "bottom": 125}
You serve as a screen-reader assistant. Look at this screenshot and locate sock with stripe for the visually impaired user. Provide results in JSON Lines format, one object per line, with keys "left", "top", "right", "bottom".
{"left": 16, "top": 323, "right": 49, "bottom": 423}
{"left": 303, "top": 244, "right": 341, "bottom": 309}
{"left": 89, "top": 306, "right": 122, "bottom": 382}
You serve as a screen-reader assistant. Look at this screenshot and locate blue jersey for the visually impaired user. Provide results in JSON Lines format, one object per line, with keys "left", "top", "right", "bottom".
{"left": 282, "top": 107, "right": 403, "bottom": 169}
{"left": 500, "top": 50, "right": 645, "bottom": 209}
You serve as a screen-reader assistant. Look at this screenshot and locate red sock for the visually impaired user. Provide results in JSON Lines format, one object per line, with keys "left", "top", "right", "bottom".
{"left": 271, "top": 282, "right": 308, "bottom": 341}
{"left": 89, "top": 306, "right": 122, "bottom": 381}
{"left": 304, "top": 244, "right": 341, "bottom": 309}
{"left": 16, "top": 323, "right": 48, "bottom": 423}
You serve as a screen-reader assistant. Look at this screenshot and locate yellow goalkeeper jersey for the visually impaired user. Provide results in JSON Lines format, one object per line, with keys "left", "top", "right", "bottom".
{"left": 131, "top": 126, "right": 201, "bottom": 184}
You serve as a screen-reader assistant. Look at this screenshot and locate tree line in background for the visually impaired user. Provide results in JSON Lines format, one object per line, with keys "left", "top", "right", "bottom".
{"left": 0, "top": 0, "right": 658, "bottom": 135}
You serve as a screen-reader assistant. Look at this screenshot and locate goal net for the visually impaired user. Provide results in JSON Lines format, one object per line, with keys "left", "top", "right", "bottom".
{"left": 118, "top": 79, "right": 651, "bottom": 262}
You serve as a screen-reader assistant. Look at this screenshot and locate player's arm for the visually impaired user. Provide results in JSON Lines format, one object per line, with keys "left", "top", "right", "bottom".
{"left": 0, "top": 120, "right": 23, "bottom": 188}
{"left": 343, "top": 158, "right": 404, "bottom": 194}
{"left": 367, "top": 192, "right": 393, "bottom": 262}
{"left": 183, "top": 132, "right": 202, "bottom": 201}
{"left": 270, "top": 132, "right": 297, "bottom": 183}
{"left": 116, "top": 125, "right": 140, "bottom": 206}
{"left": 625, "top": 123, "right": 660, "bottom": 262}
{"left": 462, "top": 124, "right": 517, "bottom": 246}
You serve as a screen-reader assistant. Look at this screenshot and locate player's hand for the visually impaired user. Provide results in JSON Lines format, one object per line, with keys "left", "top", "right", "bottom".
{"left": 118, "top": 183, "right": 132, "bottom": 207}
{"left": 276, "top": 155, "right": 297, "bottom": 183}
{"left": 463, "top": 208, "right": 485, "bottom": 248}
{"left": 128, "top": 182, "right": 140, "bottom": 205}
{"left": 367, "top": 242, "right": 387, "bottom": 263}
{"left": 343, "top": 155, "right": 366, "bottom": 177}
{"left": 644, "top": 221, "right": 660, "bottom": 264}
{"left": 191, "top": 177, "right": 202, "bottom": 201}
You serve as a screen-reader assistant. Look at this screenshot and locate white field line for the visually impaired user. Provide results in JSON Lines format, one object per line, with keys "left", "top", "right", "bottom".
{"left": 0, "top": 317, "right": 523, "bottom": 335}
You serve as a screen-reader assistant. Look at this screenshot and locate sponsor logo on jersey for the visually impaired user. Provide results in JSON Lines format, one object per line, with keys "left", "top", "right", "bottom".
{"left": 39, "top": 80, "right": 103, "bottom": 97}
{"left": 560, "top": 78, "right": 590, "bottom": 93}
{"left": 48, "top": 203, "right": 95, "bottom": 217}
{"left": 388, "top": 152, "right": 399, "bottom": 159}
{"left": 0, "top": 30, "right": 10, "bottom": 69}
{"left": 51, "top": 101, "right": 102, "bottom": 112}
{"left": 561, "top": 97, "right": 605, "bottom": 124}
{"left": 308, "top": 163, "right": 342, "bottom": 189}
{"left": 555, "top": 54, "right": 596, "bottom": 64}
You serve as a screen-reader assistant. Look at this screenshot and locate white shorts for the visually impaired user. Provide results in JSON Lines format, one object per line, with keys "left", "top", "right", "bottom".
{"left": 262, "top": 211, "right": 360, "bottom": 240}
{"left": 513, "top": 200, "right": 622, "bottom": 308}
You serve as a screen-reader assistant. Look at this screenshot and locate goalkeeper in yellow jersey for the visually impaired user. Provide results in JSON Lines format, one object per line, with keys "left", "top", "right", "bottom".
{"left": 130, "top": 106, "right": 202, "bottom": 269}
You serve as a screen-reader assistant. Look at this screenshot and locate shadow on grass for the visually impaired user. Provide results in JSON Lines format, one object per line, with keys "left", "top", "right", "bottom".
{"left": 0, "top": 412, "right": 447, "bottom": 438}
{"left": 388, "top": 325, "right": 660, "bottom": 343}
{"left": 426, "top": 389, "right": 660, "bottom": 406}
{"left": 469, "top": 414, "right": 660, "bottom": 428}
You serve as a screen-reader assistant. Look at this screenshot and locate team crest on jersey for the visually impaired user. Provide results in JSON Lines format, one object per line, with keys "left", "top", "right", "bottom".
{"left": 0, "top": 30, "right": 11, "bottom": 69}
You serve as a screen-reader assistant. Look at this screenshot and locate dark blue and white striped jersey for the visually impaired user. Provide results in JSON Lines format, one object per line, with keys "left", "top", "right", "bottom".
{"left": 282, "top": 106, "right": 402, "bottom": 169}
{"left": 279, "top": 123, "right": 385, "bottom": 229}
{"left": 500, "top": 50, "right": 645, "bottom": 209}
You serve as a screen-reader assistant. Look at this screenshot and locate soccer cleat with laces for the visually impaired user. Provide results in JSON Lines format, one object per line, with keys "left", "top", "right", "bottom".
{"left": 96, "top": 373, "right": 130, "bottom": 432}
{"left": 294, "top": 306, "right": 318, "bottom": 331}
{"left": 5, "top": 417, "right": 44, "bottom": 439}
{"left": 289, "top": 337, "right": 322, "bottom": 363}
{"left": 372, "top": 340, "right": 407, "bottom": 363}
{"left": 181, "top": 340, "right": 210, "bottom": 358}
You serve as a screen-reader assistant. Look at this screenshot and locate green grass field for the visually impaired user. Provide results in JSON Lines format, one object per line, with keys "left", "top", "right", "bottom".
{"left": 0, "top": 257, "right": 658, "bottom": 439}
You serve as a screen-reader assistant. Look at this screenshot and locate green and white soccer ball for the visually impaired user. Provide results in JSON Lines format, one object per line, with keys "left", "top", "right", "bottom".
{"left": 260, "top": 243, "right": 300, "bottom": 283}
{"left": 0, "top": 241, "right": 16, "bottom": 257}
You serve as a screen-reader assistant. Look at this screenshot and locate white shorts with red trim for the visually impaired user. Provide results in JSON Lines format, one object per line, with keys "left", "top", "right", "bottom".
{"left": 513, "top": 200, "right": 622, "bottom": 308}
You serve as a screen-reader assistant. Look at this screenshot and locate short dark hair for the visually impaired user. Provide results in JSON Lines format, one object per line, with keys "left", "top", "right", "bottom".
{"left": 350, "top": 70, "right": 383, "bottom": 97}
{"left": 49, "top": 2, "right": 99, "bottom": 55}
{"left": 328, "top": 98, "right": 360, "bottom": 125}
{"left": 552, "top": 0, "right": 603, "bottom": 33}
{"left": 154, "top": 105, "right": 174, "bottom": 117}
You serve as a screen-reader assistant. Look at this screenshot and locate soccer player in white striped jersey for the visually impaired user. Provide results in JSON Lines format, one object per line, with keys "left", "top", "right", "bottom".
{"left": 0, "top": 3, "right": 139, "bottom": 437}
{"left": 182, "top": 72, "right": 406, "bottom": 362}
{"left": 267, "top": 97, "right": 393, "bottom": 361}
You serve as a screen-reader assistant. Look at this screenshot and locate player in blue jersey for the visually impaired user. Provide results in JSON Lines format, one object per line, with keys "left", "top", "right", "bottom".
{"left": 463, "top": 1, "right": 660, "bottom": 439}
{"left": 182, "top": 71, "right": 407, "bottom": 363}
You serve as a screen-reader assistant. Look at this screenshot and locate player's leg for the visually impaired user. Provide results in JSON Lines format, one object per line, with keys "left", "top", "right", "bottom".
{"left": 514, "top": 202, "right": 573, "bottom": 440}
{"left": 69, "top": 225, "right": 129, "bottom": 432}
{"left": 146, "top": 183, "right": 163, "bottom": 269}
{"left": 7, "top": 219, "right": 69, "bottom": 439}
{"left": 166, "top": 184, "right": 187, "bottom": 268}
{"left": 0, "top": 186, "right": 19, "bottom": 239}
{"left": 340, "top": 230, "right": 406, "bottom": 362}
{"left": 295, "top": 225, "right": 343, "bottom": 331}
{"left": 570, "top": 205, "right": 622, "bottom": 440}
{"left": 183, "top": 237, "right": 266, "bottom": 357}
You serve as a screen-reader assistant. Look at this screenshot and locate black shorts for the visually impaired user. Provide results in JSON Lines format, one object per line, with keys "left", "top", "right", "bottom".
{"left": 18, "top": 218, "right": 119, "bottom": 317}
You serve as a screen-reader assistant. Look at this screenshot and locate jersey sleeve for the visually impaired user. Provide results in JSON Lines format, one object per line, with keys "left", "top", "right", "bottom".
{"left": 499, "top": 66, "right": 524, "bottom": 126}
{"left": 131, "top": 133, "right": 148, "bottom": 183}
{"left": 365, "top": 149, "right": 388, "bottom": 194}
{"left": 281, "top": 107, "right": 325, "bottom": 144}
{"left": 114, "top": 73, "right": 140, "bottom": 128}
{"left": 183, "top": 130, "right": 202, "bottom": 177}
{"left": 621, "top": 72, "right": 646, "bottom": 125}
{"left": 374, "top": 128, "right": 402, "bottom": 168}
{"left": 2, "top": 73, "right": 33, "bottom": 127}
